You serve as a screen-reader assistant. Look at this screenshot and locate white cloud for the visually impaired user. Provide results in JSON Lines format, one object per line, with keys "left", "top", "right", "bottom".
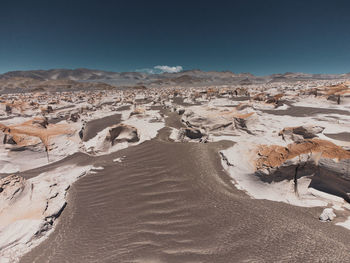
{"left": 137, "top": 65, "right": 183, "bottom": 74}
{"left": 154, "top": 65, "right": 183, "bottom": 73}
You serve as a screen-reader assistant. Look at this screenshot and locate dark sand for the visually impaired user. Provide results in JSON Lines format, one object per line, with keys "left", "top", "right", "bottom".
{"left": 81, "top": 105, "right": 131, "bottom": 142}
{"left": 82, "top": 113, "right": 122, "bottom": 141}
{"left": 325, "top": 132, "right": 350, "bottom": 142}
{"left": 0, "top": 116, "right": 15, "bottom": 121}
{"left": 262, "top": 105, "right": 350, "bottom": 117}
{"left": 18, "top": 110, "right": 350, "bottom": 263}
{"left": 172, "top": 96, "right": 202, "bottom": 107}
{"left": 230, "top": 96, "right": 250, "bottom": 101}
{"left": 116, "top": 105, "right": 131, "bottom": 112}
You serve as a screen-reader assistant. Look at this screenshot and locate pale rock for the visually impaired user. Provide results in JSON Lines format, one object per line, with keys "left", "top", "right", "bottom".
{"left": 319, "top": 208, "right": 336, "bottom": 222}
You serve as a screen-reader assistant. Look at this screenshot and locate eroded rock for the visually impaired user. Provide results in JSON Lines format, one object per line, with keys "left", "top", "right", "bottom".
{"left": 183, "top": 128, "right": 203, "bottom": 139}
{"left": 256, "top": 139, "right": 350, "bottom": 170}
{"left": 0, "top": 174, "right": 26, "bottom": 202}
{"left": 279, "top": 125, "right": 325, "bottom": 142}
{"left": 319, "top": 208, "right": 336, "bottom": 222}
{"left": 3, "top": 134, "right": 17, "bottom": 145}
{"left": 106, "top": 124, "right": 139, "bottom": 145}
{"left": 69, "top": 112, "right": 80, "bottom": 122}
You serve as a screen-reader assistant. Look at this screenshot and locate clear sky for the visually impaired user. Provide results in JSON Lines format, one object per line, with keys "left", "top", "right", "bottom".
{"left": 1, "top": 0, "right": 350, "bottom": 75}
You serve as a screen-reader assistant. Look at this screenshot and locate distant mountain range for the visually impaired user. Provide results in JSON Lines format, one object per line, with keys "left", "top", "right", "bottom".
{"left": 1, "top": 68, "right": 350, "bottom": 90}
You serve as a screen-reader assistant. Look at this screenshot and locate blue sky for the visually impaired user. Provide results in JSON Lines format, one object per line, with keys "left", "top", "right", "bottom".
{"left": 1, "top": 0, "right": 350, "bottom": 75}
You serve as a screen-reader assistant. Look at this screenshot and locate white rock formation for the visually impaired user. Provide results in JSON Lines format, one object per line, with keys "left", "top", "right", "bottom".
{"left": 319, "top": 208, "right": 336, "bottom": 222}
{"left": 0, "top": 165, "right": 92, "bottom": 263}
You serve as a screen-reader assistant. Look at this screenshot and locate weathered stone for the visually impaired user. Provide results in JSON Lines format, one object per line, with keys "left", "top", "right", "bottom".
{"left": 106, "top": 124, "right": 139, "bottom": 145}
{"left": 319, "top": 208, "right": 336, "bottom": 222}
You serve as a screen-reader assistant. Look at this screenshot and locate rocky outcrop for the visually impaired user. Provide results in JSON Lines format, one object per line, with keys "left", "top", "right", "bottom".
{"left": 0, "top": 166, "right": 91, "bottom": 262}
{"left": 182, "top": 107, "right": 254, "bottom": 136}
{"left": 256, "top": 139, "right": 350, "bottom": 170}
{"left": 254, "top": 139, "right": 350, "bottom": 201}
{"left": 0, "top": 117, "right": 73, "bottom": 149}
{"left": 279, "top": 125, "right": 325, "bottom": 142}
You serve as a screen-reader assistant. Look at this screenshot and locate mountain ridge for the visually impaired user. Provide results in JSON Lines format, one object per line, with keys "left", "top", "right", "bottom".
{"left": 1, "top": 68, "right": 350, "bottom": 88}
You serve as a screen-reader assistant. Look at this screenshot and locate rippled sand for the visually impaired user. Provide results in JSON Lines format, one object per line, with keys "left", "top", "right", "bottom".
{"left": 20, "top": 125, "right": 350, "bottom": 263}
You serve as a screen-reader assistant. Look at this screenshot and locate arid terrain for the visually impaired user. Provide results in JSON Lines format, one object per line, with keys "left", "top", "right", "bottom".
{"left": 1, "top": 69, "right": 350, "bottom": 262}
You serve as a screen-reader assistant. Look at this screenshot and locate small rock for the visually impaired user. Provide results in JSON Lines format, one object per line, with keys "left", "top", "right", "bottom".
{"left": 181, "top": 128, "right": 203, "bottom": 139}
{"left": 70, "top": 112, "right": 80, "bottom": 122}
{"left": 5, "top": 105, "right": 12, "bottom": 114}
{"left": 177, "top": 108, "right": 185, "bottom": 115}
{"left": 319, "top": 208, "right": 336, "bottom": 222}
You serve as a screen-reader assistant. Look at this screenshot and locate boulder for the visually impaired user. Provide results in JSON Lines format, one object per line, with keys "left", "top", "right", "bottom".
{"left": 279, "top": 125, "right": 324, "bottom": 142}
{"left": 319, "top": 208, "right": 336, "bottom": 222}
{"left": 106, "top": 124, "right": 139, "bottom": 145}
{"left": 69, "top": 112, "right": 80, "bottom": 122}
{"left": 178, "top": 127, "right": 207, "bottom": 142}
{"left": 177, "top": 108, "right": 185, "bottom": 115}
{"left": 184, "top": 128, "right": 203, "bottom": 139}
